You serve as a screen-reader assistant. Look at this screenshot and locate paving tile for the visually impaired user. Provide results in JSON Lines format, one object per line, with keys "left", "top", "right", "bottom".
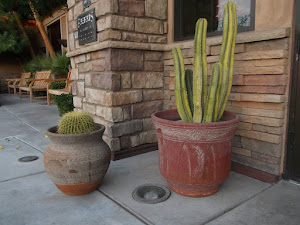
{"left": 0, "top": 108, "right": 36, "bottom": 139}
{"left": 15, "top": 131, "right": 50, "bottom": 153}
{"left": 99, "top": 151, "right": 272, "bottom": 225}
{"left": 1, "top": 94, "right": 60, "bottom": 132}
{"left": 4, "top": 104, "right": 60, "bottom": 132}
{"left": 0, "top": 94, "right": 33, "bottom": 105}
{"left": 0, "top": 173, "right": 145, "bottom": 225}
{"left": 0, "top": 137, "right": 44, "bottom": 182}
{"left": 206, "top": 181, "right": 300, "bottom": 225}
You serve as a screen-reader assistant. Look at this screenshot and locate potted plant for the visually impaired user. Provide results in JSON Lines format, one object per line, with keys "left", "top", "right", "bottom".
{"left": 151, "top": 2, "right": 239, "bottom": 197}
{"left": 44, "top": 112, "right": 111, "bottom": 195}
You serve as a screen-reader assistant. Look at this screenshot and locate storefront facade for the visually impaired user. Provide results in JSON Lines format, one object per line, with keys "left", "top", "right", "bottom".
{"left": 66, "top": 0, "right": 298, "bottom": 182}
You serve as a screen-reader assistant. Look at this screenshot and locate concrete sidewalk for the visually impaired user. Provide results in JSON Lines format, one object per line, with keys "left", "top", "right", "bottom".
{"left": 0, "top": 94, "right": 299, "bottom": 225}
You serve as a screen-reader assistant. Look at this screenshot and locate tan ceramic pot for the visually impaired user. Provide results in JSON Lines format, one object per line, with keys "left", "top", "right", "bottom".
{"left": 44, "top": 124, "right": 111, "bottom": 195}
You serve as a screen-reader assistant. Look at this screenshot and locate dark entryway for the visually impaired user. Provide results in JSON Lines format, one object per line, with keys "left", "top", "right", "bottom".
{"left": 47, "top": 20, "right": 62, "bottom": 53}
{"left": 286, "top": 1, "right": 300, "bottom": 182}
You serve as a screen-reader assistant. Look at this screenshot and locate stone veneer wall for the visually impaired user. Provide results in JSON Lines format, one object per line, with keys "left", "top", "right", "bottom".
{"left": 67, "top": 0, "right": 292, "bottom": 177}
{"left": 67, "top": 0, "right": 168, "bottom": 152}
{"left": 163, "top": 28, "right": 291, "bottom": 176}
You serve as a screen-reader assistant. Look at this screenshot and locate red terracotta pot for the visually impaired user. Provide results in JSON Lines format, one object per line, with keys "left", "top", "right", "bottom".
{"left": 151, "top": 109, "right": 240, "bottom": 197}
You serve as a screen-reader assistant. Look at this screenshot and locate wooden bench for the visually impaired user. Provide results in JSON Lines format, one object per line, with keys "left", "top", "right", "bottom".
{"left": 6, "top": 72, "right": 31, "bottom": 95}
{"left": 46, "top": 69, "right": 72, "bottom": 105}
{"left": 19, "top": 70, "right": 52, "bottom": 102}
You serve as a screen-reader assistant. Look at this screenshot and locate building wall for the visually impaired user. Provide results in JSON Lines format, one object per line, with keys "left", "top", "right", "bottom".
{"left": 43, "top": 7, "right": 68, "bottom": 53}
{"left": 67, "top": 0, "right": 168, "bottom": 152}
{"left": 163, "top": 29, "right": 290, "bottom": 176}
{"left": 255, "top": 0, "right": 294, "bottom": 30}
{"left": 67, "top": 0, "right": 295, "bottom": 178}
{"left": 163, "top": 0, "right": 295, "bottom": 177}
{"left": 0, "top": 56, "right": 22, "bottom": 93}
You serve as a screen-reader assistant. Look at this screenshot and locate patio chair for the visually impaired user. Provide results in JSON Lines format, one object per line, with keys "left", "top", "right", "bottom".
{"left": 6, "top": 72, "right": 31, "bottom": 95}
{"left": 46, "top": 69, "right": 73, "bottom": 105}
{"left": 19, "top": 70, "right": 52, "bottom": 102}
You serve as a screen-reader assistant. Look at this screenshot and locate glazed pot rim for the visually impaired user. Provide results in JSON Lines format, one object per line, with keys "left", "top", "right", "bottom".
{"left": 46, "top": 123, "right": 105, "bottom": 137}
{"left": 151, "top": 109, "right": 240, "bottom": 128}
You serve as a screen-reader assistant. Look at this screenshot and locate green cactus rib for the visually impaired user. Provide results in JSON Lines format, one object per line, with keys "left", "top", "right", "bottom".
{"left": 173, "top": 48, "right": 190, "bottom": 122}
{"left": 217, "top": 1, "right": 235, "bottom": 120}
{"left": 213, "top": 64, "right": 223, "bottom": 122}
{"left": 214, "top": 2, "right": 229, "bottom": 121}
{"left": 203, "top": 63, "right": 221, "bottom": 123}
{"left": 201, "top": 19, "right": 208, "bottom": 116}
{"left": 178, "top": 47, "right": 193, "bottom": 122}
{"left": 193, "top": 19, "right": 206, "bottom": 123}
{"left": 58, "top": 111, "right": 96, "bottom": 134}
{"left": 172, "top": 2, "right": 237, "bottom": 123}
{"left": 185, "top": 69, "right": 194, "bottom": 115}
{"left": 218, "top": 2, "right": 237, "bottom": 120}
{"left": 219, "top": 3, "right": 229, "bottom": 65}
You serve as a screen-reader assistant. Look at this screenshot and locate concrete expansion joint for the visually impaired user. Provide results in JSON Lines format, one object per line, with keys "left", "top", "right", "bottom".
{"left": 3, "top": 106, "right": 40, "bottom": 132}
{"left": 97, "top": 189, "right": 153, "bottom": 225}
{"left": 0, "top": 171, "right": 46, "bottom": 183}
{"left": 14, "top": 136, "right": 44, "bottom": 154}
{"left": 201, "top": 183, "right": 275, "bottom": 225}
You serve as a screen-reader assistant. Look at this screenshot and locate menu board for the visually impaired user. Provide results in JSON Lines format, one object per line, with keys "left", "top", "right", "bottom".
{"left": 77, "top": 8, "right": 97, "bottom": 45}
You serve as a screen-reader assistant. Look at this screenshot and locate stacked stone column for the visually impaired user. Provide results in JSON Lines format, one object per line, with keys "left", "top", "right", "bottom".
{"left": 67, "top": 0, "right": 167, "bottom": 154}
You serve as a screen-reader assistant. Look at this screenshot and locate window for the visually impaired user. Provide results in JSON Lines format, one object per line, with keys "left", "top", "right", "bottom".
{"left": 174, "top": 0, "right": 256, "bottom": 41}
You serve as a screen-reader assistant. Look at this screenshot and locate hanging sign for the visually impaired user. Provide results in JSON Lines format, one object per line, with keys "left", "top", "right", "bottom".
{"left": 77, "top": 8, "right": 97, "bottom": 45}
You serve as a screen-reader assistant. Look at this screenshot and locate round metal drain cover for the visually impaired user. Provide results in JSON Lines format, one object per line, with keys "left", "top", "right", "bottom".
{"left": 18, "top": 156, "right": 39, "bottom": 162}
{"left": 132, "top": 184, "right": 171, "bottom": 204}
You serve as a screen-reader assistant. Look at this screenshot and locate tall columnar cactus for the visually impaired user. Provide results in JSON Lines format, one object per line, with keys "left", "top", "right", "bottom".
{"left": 58, "top": 111, "right": 96, "bottom": 134}
{"left": 173, "top": 1, "right": 237, "bottom": 123}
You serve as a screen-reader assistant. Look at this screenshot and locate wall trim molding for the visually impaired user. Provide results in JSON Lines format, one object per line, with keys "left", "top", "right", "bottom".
{"left": 112, "top": 143, "right": 158, "bottom": 161}
{"left": 231, "top": 162, "right": 280, "bottom": 183}
{"left": 67, "top": 27, "right": 290, "bottom": 57}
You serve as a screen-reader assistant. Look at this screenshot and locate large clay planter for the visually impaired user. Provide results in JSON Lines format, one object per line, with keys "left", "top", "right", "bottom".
{"left": 151, "top": 109, "right": 239, "bottom": 197}
{"left": 44, "top": 124, "right": 111, "bottom": 195}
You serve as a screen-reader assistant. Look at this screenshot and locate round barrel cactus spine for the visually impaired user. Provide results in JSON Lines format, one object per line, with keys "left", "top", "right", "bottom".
{"left": 58, "top": 111, "right": 96, "bottom": 134}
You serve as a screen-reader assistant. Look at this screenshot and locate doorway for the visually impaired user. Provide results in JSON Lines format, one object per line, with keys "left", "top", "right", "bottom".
{"left": 286, "top": 1, "right": 300, "bottom": 182}
{"left": 47, "top": 20, "right": 62, "bottom": 54}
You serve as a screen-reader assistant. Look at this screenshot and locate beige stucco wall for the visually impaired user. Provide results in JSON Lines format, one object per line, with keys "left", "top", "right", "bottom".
{"left": 255, "top": 0, "right": 294, "bottom": 30}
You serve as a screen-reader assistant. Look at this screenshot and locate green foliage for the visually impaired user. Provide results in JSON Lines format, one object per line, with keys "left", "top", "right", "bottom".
{"left": 51, "top": 54, "right": 70, "bottom": 78}
{"left": 0, "top": 14, "right": 27, "bottom": 55}
{"left": 49, "top": 81, "right": 73, "bottom": 117}
{"left": 58, "top": 111, "right": 96, "bottom": 134}
{"left": 49, "top": 81, "right": 66, "bottom": 90}
{"left": 173, "top": 1, "right": 237, "bottom": 123}
{"left": 22, "top": 55, "right": 52, "bottom": 74}
{"left": 0, "top": 1, "right": 32, "bottom": 19}
{"left": 0, "top": 0, "right": 67, "bottom": 19}
{"left": 23, "top": 54, "right": 70, "bottom": 78}
{"left": 0, "top": 31, "right": 27, "bottom": 54}
{"left": 29, "top": 0, "right": 67, "bottom": 18}
{"left": 52, "top": 93, "right": 74, "bottom": 117}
